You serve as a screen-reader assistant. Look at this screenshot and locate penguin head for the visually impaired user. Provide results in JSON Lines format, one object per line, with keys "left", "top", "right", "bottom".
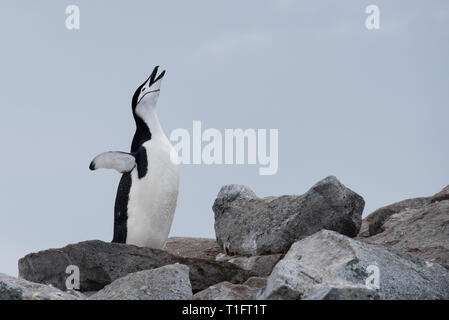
{"left": 132, "top": 66, "right": 166, "bottom": 119}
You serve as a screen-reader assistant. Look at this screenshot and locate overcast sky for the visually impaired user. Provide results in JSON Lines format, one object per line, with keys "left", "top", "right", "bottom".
{"left": 1, "top": 1, "right": 448, "bottom": 276}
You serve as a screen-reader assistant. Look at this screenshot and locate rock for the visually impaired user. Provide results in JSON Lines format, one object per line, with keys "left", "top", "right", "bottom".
{"left": 89, "top": 264, "right": 192, "bottom": 300}
{"left": 431, "top": 185, "right": 449, "bottom": 203}
{"left": 304, "top": 285, "right": 380, "bottom": 300}
{"left": 18, "top": 240, "right": 253, "bottom": 292}
{"left": 162, "top": 238, "right": 284, "bottom": 277}
{"left": 163, "top": 237, "right": 222, "bottom": 260}
{"left": 213, "top": 176, "right": 365, "bottom": 256}
{"left": 259, "top": 230, "right": 449, "bottom": 300}
{"left": 0, "top": 273, "right": 80, "bottom": 300}
{"left": 215, "top": 253, "right": 283, "bottom": 277}
{"left": 358, "top": 198, "right": 432, "bottom": 237}
{"left": 358, "top": 184, "right": 449, "bottom": 270}
{"left": 359, "top": 200, "right": 449, "bottom": 270}
{"left": 165, "top": 236, "right": 281, "bottom": 280}
{"left": 358, "top": 184, "right": 449, "bottom": 238}
{"left": 194, "top": 277, "right": 266, "bottom": 300}
{"left": 65, "top": 289, "right": 88, "bottom": 299}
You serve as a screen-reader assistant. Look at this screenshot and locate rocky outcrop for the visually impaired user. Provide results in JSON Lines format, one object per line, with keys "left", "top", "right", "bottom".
{"left": 259, "top": 230, "right": 449, "bottom": 300}
{"left": 89, "top": 264, "right": 192, "bottom": 300}
{"left": 358, "top": 185, "right": 449, "bottom": 270}
{"left": 0, "top": 273, "right": 80, "bottom": 300}
{"left": 18, "top": 240, "right": 253, "bottom": 292}
{"left": 7, "top": 178, "right": 449, "bottom": 300}
{"left": 194, "top": 277, "right": 266, "bottom": 300}
{"left": 213, "top": 176, "right": 365, "bottom": 256}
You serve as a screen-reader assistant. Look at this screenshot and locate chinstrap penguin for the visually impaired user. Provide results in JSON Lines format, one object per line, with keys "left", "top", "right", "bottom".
{"left": 89, "top": 66, "right": 179, "bottom": 249}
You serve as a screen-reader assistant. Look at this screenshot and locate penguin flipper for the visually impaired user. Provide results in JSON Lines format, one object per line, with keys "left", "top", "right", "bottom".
{"left": 89, "top": 151, "right": 136, "bottom": 173}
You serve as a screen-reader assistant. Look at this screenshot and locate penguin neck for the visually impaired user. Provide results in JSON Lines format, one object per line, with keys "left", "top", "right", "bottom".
{"left": 146, "top": 108, "right": 164, "bottom": 136}
{"left": 131, "top": 108, "right": 165, "bottom": 153}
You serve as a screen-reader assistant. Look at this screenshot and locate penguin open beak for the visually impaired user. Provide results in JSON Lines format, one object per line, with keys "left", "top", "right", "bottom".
{"left": 136, "top": 66, "right": 166, "bottom": 105}
{"left": 150, "top": 66, "right": 166, "bottom": 85}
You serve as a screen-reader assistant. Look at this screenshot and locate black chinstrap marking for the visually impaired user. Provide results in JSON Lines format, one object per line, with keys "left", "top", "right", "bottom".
{"left": 136, "top": 89, "right": 160, "bottom": 105}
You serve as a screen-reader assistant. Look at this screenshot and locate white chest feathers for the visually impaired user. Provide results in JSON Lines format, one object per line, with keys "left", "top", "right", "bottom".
{"left": 126, "top": 136, "right": 179, "bottom": 248}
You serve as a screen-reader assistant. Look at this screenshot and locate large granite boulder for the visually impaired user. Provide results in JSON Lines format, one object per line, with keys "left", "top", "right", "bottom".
{"left": 259, "top": 230, "right": 449, "bottom": 300}
{"left": 0, "top": 273, "right": 80, "bottom": 300}
{"left": 89, "top": 264, "right": 192, "bottom": 300}
{"left": 194, "top": 277, "right": 266, "bottom": 300}
{"left": 213, "top": 176, "right": 365, "bottom": 256}
{"left": 358, "top": 185, "right": 449, "bottom": 270}
{"left": 18, "top": 240, "right": 253, "bottom": 292}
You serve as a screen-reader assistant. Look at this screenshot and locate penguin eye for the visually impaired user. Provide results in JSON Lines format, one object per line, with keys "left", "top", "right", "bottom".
{"left": 141, "top": 87, "right": 146, "bottom": 92}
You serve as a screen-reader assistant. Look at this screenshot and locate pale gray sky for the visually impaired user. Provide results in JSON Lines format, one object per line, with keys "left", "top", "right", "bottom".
{"left": 1, "top": 1, "right": 448, "bottom": 276}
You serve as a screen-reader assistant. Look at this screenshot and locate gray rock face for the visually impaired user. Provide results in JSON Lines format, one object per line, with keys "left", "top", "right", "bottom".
{"left": 304, "top": 285, "right": 380, "bottom": 300}
{"left": 358, "top": 184, "right": 449, "bottom": 238}
{"left": 164, "top": 236, "right": 281, "bottom": 278}
{"left": 18, "top": 240, "right": 253, "bottom": 292}
{"left": 163, "top": 237, "right": 222, "bottom": 260}
{"left": 194, "top": 277, "right": 267, "bottom": 300}
{"left": 431, "top": 185, "right": 449, "bottom": 203}
{"left": 359, "top": 200, "right": 449, "bottom": 270}
{"left": 215, "top": 253, "right": 283, "bottom": 277}
{"left": 259, "top": 230, "right": 449, "bottom": 300}
{"left": 213, "top": 176, "right": 365, "bottom": 255}
{"left": 358, "top": 197, "right": 432, "bottom": 237}
{"left": 89, "top": 264, "right": 192, "bottom": 300}
{"left": 0, "top": 273, "right": 79, "bottom": 300}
